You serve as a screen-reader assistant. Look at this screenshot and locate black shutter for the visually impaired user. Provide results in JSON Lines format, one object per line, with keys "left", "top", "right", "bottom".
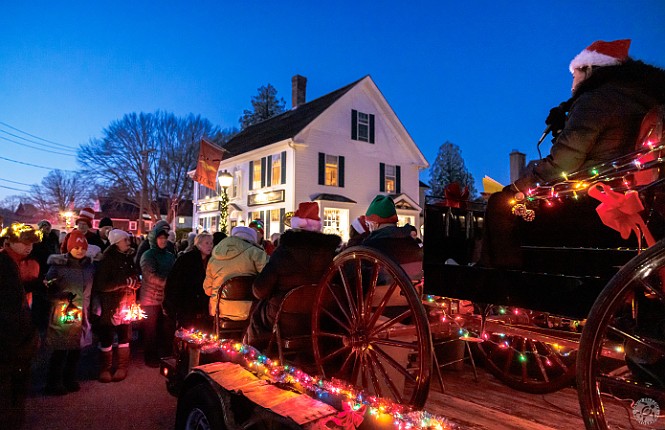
{"left": 396, "top": 165, "right": 401, "bottom": 193}
{"left": 248, "top": 161, "right": 254, "bottom": 190}
{"left": 369, "top": 114, "right": 375, "bottom": 143}
{"left": 266, "top": 155, "right": 272, "bottom": 186}
{"left": 264, "top": 210, "right": 270, "bottom": 237}
{"left": 280, "top": 208, "right": 285, "bottom": 233}
{"left": 261, "top": 157, "right": 266, "bottom": 188}
{"left": 281, "top": 151, "right": 287, "bottom": 184}
{"left": 318, "top": 153, "right": 325, "bottom": 185}
{"left": 351, "top": 109, "right": 358, "bottom": 140}
{"left": 379, "top": 163, "right": 385, "bottom": 192}
{"left": 338, "top": 156, "right": 345, "bottom": 188}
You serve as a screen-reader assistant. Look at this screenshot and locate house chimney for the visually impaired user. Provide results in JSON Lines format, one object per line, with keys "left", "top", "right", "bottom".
{"left": 291, "top": 75, "right": 307, "bottom": 108}
{"left": 509, "top": 149, "right": 526, "bottom": 183}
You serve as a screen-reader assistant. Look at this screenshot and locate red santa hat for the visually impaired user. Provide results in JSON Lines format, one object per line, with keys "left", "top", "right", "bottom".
{"left": 351, "top": 215, "right": 369, "bottom": 234}
{"left": 67, "top": 230, "right": 89, "bottom": 252}
{"left": 290, "top": 202, "right": 322, "bottom": 232}
{"left": 75, "top": 207, "right": 95, "bottom": 228}
{"left": 569, "top": 39, "right": 631, "bottom": 73}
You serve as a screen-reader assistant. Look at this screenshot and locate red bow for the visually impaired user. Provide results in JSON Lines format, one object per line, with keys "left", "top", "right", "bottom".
{"left": 443, "top": 183, "right": 470, "bottom": 208}
{"left": 319, "top": 402, "right": 366, "bottom": 429}
{"left": 588, "top": 183, "right": 655, "bottom": 248}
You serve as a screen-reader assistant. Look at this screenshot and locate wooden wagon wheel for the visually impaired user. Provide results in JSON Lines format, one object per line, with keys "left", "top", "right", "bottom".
{"left": 311, "top": 246, "right": 432, "bottom": 409}
{"left": 577, "top": 240, "right": 665, "bottom": 430}
{"left": 474, "top": 306, "right": 577, "bottom": 394}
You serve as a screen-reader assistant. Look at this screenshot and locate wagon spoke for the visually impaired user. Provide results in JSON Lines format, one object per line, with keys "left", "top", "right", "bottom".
{"left": 338, "top": 264, "right": 360, "bottom": 322}
{"left": 325, "top": 282, "right": 353, "bottom": 327}
{"left": 364, "top": 352, "right": 383, "bottom": 398}
{"left": 372, "top": 345, "right": 417, "bottom": 383}
{"left": 637, "top": 277, "right": 665, "bottom": 304}
{"left": 520, "top": 338, "right": 528, "bottom": 383}
{"left": 339, "top": 349, "right": 357, "bottom": 375}
{"left": 354, "top": 258, "right": 365, "bottom": 322}
{"left": 320, "top": 308, "right": 352, "bottom": 334}
{"left": 607, "top": 324, "right": 665, "bottom": 356}
{"left": 317, "top": 331, "right": 348, "bottom": 340}
{"left": 371, "top": 309, "right": 413, "bottom": 337}
{"left": 544, "top": 344, "right": 569, "bottom": 371}
{"left": 366, "top": 349, "right": 404, "bottom": 402}
{"left": 366, "top": 281, "right": 399, "bottom": 329}
{"left": 529, "top": 340, "right": 550, "bottom": 383}
{"left": 502, "top": 343, "right": 514, "bottom": 374}
{"left": 320, "top": 344, "right": 352, "bottom": 364}
{"left": 368, "top": 338, "right": 419, "bottom": 350}
{"left": 351, "top": 352, "right": 362, "bottom": 386}
{"left": 363, "top": 262, "right": 381, "bottom": 326}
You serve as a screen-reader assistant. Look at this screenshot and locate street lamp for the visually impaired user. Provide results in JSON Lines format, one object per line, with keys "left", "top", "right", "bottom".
{"left": 217, "top": 170, "right": 233, "bottom": 235}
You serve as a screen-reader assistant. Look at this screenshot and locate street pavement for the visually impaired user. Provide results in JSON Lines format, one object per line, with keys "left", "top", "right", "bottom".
{"left": 25, "top": 341, "right": 177, "bottom": 430}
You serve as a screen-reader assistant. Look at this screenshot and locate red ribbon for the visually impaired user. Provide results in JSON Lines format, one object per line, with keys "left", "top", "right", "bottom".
{"left": 319, "top": 402, "right": 366, "bottom": 429}
{"left": 443, "top": 182, "right": 469, "bottom": 208}
{"left": 587, "top": 183, "right": 655, "bottom": 248}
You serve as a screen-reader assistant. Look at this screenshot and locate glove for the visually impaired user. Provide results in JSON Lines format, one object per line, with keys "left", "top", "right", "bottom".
{"left": 545, "top": 103, "right": 568, "bottom": 139}
{"left": 126, "top": 276, "right": 140, "bottom": 290}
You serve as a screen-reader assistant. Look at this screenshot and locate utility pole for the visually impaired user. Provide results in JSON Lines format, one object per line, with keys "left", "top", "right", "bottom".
{"left": 137, "top": 149, "right": 153, "bottom": 236}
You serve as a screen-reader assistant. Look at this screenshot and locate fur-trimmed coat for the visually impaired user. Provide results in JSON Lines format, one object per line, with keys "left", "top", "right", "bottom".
{"left": 93, "top": 245, "right": 139, "bottom": 326}
{"left": 515, "top": 60, "right": 665, "bottom": 190}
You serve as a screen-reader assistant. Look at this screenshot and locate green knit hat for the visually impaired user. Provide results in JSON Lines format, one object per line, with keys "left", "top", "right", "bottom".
{"left": 365, "top": 195, "right": 398, "bottom": 224}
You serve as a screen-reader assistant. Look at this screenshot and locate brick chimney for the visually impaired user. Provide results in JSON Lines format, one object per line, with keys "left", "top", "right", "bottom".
{"left": 291, "top": 75, "right": 307, "bottom": 108}
{"left": 509, "top": 149, "right": 526, "bottom": 183}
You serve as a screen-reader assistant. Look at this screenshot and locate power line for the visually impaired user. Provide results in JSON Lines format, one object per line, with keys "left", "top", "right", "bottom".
{"left": 0, "top": 128, "right": 78, "bottom": 154}
{"left": 0, "top": 184, "right": 29, "bottom": 192}
{"left": 0, "top": 177, "right": 33, "bottom": 186}
{"left": 0, "top": 135, "right": 76, "bottom": 157}
{"left": 0, "top": 120, "right": 78, "bottom": 150}
{"left": 0, "top": 155, "right": 73, "bottom": 171}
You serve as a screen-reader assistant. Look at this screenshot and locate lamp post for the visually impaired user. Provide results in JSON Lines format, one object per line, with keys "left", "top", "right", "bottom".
{"left": 217, "top": 170, "right": 233, "bottom": 235}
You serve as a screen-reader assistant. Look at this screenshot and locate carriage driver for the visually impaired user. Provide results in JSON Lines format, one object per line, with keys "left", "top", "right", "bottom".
{"left": 480, "top": 39, "right": 665, "bottom": 269}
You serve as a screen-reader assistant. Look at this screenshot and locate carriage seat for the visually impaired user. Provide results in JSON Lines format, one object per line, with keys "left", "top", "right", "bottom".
{"left": 270, "top": 284, "right": 319, "bottom": 366}
{"left": 214, "top": 275, "right": 257, "bottom": 339}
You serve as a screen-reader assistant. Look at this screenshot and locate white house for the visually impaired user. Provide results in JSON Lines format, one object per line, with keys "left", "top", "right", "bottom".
{"left": 193, "top": 75, "right": 429, "bottom": 242}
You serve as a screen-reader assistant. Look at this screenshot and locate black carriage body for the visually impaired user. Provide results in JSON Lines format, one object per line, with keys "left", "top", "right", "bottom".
{"left": 422, "top": 196, "right": 637, "bottom": 319}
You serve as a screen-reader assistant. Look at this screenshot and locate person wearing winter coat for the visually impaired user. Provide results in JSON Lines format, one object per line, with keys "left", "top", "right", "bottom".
{"left": 0, "top": 223, "right": 40, "bottom": 428}
{"left": 203, "top": 226, "right": 268, "bottom": 322}
{"left": 60, "top": 208, "right": 104, "bottom": 253}
{"left": 163, "top": 232, "right": 214, "bottom": 331}
{"left": 29, "top": 219, "right": 61, "bottom": 333}
{"left": 43, "top": 230, "right": 96, "bottom": 395}
{"left": 95, "top": 217, "right": 114, "bottom": 252}
{"left": 140, "top": 222, "right": 176, "bottom": 367}
{"left": 247, "top": 202, "right": 341, "bottom": 347}
{"left": 92, "top": 229, "right": 139, "bottom": 383}
{"left": 249, "top": 219, "right": 276, "bottom": 256}
{"left": 134, "top": 220, "right": 176, "bottom": 274}
{"left": 481, "top": 39, "right": 665, "bottom": 269}
{"left": 361, "top": 195, "right": 423, "bottom": 281}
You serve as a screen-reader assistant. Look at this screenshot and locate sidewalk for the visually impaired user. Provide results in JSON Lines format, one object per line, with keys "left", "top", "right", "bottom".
{"left": 25, "top": 337, "right": 176, "bottom": 430}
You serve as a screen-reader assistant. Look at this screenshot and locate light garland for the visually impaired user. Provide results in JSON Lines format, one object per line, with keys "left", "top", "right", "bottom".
{"left": 121, "top": 303, "right": 147, "bottom": 322}
{"left": 175, "top": 328, "right": 458, "bottom": 429}
{"left": 510, "top": 139, "right": 665, "bottom": 221}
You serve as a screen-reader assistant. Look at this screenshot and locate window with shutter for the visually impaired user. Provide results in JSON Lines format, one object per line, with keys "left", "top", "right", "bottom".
{"left": 352, "top": 109, "right": 375, "bottom": 143}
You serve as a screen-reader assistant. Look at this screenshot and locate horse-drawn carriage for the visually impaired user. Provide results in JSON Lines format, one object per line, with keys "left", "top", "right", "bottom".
{"left": 165, "top": 107, "right": 665, "bottom": 430}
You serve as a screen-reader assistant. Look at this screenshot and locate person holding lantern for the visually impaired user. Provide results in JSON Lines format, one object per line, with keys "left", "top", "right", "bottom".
{"left": 92, "top": 228, "right": 140, "bottom": 383}
{"left": 480, "top": 39, "right": 665, "bottom": 269}
{"left": 0, "top": 223, "right": 41, "bottom": 428}
{"left": 43, "top": 230, "right": 97, "bottom": 395}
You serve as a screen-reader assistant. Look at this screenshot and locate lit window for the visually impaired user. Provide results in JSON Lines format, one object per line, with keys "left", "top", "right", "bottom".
{"left": 252, "top": 159, "right": 262, "bottom": 189}
{"left": 325, "top": 155, "right": 338, "bottom": 186}
{"left": 385, "top": 164, "right": 396, "bottom": 193}
{"left": 271, "top": 154, "right": 281, "bottom": 186}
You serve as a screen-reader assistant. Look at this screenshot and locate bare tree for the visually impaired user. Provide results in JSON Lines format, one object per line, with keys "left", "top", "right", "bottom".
{"left": 28, "top": 169, "right": 91, "bottom": 219}
{"left": 78, "top": 111, "right": 220, "bottom": 223}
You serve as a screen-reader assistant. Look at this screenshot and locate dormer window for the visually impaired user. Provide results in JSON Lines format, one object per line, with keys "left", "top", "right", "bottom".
{"left": 352, "top": 109, "right": 375, "bottom": 143}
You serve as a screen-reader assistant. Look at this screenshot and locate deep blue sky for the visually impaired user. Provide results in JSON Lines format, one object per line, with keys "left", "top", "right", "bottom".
{"left": 1, "top": 1, "right": 664, "bottom": 202}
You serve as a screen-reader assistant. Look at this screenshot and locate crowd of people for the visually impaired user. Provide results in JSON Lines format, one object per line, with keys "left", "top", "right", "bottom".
{"left": 0, "top": 195, "right": 423, "bottom": 427}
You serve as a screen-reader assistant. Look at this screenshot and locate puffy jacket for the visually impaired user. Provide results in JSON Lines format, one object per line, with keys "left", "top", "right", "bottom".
{"left": 361, "top": 225, "right": 423, "bottom": 281}
{"left": 163, "top": 246, "right": 209, "bottom": 323}
{"left": 203, "top": 236, "right": 268, "bottom": 317}
{"left": 93, "top": 245, "right": 139, "bottom": 326}
{"left": 45, "top": 253, "right": 96, "bottom": 349}
{"left": 139, "top": 223, "right": 176, "bottom": 307}
{"left": 516, "top": 60, "right": 665, "bottom": 190}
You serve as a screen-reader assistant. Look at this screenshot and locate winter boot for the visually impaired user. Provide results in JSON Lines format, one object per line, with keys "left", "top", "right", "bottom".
{"left": 112, "top": 346, "right": 130, "bottom": 382}
{"left": 63, "top": 350, "right": 81, "bottom": 392}
{"left": 98, "top": 348, "right": 113, "bottom": 383}
{"left": 44, "top": 350, "right": 68, "bottom": 396}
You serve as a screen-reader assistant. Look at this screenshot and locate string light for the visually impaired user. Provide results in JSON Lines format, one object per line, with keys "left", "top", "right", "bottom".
{"left": 175, "top": 328, "right": 458, "bottom": 429}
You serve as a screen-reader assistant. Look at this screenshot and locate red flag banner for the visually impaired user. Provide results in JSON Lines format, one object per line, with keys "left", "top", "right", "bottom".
{"left": 193, "top": 138, "right": 224, "bottom": 190}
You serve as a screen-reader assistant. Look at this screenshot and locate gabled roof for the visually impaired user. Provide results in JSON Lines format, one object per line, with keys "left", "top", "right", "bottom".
{"left": 222, "top": 77, "right": 365, "bottom": 157}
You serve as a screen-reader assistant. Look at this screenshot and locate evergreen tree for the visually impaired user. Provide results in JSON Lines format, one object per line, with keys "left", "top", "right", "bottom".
{"left": 429, "top": 141, "right": 477, "bottom": 197}
{"left": 239, "top": 84, "right": 286, "bottom": 129}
